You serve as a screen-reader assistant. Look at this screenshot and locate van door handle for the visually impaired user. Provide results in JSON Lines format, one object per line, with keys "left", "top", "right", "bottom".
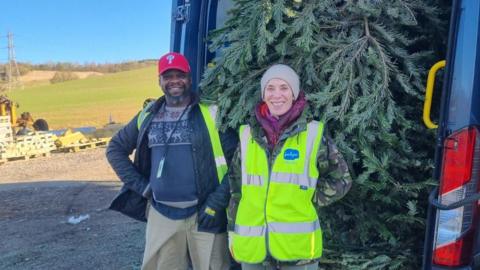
{"left": 423, "top": 60, "right": 446, "bottom": 129}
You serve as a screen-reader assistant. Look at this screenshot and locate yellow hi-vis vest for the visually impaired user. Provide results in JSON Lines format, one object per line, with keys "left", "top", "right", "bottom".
{"left": 232, "top": 121, "right": 324, "bottom": 263}
{"left": 137, "top": 102, "right": 227, "bottom": 183}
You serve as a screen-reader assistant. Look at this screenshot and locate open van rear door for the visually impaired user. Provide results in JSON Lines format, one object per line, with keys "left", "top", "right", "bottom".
{"left": 422, "top": 0, "right": 480, "bottom": 269}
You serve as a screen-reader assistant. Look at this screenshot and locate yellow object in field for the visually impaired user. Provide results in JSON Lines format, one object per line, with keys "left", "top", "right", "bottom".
{"left": 0, "top": 97, "right": 18, "bottom": 126}
{"left": 0, "top": 103, "right": 5, "bottom": 116}
{"left": 10, "top": 105, "right": 16, "bottom": 126}
{"left": 54, "top": 129, "right": 88, "bottom": 147}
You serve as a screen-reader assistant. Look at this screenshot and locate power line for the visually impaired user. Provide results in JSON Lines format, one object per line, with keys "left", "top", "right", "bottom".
{"left": 1, "top": 32, "right": 23, "bottom": 93}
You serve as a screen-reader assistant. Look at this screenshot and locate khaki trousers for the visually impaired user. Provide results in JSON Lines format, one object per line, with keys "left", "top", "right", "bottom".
{"left": 142, "top": 206, "right": 230, "bottom": 270}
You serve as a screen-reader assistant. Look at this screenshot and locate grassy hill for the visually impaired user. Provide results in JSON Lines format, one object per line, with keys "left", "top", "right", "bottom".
{"left": 8, "top": 66, "right": 160, "bottom": 129}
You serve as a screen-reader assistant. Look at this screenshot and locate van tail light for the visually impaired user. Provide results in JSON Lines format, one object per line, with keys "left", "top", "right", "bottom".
{"left": 432, "top": 126, "right": 480, "bottom": 267}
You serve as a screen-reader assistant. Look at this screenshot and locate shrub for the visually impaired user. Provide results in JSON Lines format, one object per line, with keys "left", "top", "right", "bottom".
{"left": 50, "top": 71, "right": 79, "bottom": 84}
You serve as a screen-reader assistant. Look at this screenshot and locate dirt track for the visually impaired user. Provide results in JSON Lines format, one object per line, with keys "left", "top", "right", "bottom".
{"left": 0, "top": 148, "right": 145, "bottom": 270}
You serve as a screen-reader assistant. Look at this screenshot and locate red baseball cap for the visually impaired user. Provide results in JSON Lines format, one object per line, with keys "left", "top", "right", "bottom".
{"left": 158, "top": 52, "right": 191, "bottom": 75}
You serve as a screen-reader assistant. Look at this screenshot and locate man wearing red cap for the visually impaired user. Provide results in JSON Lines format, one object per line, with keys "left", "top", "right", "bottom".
{"left": 107, "top": 52, "right": 238, "bottom": 270}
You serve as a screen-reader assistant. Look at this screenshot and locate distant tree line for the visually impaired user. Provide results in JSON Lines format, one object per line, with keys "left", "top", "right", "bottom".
{"left": 0, "top": 59, "right": 157, "bottom": 77}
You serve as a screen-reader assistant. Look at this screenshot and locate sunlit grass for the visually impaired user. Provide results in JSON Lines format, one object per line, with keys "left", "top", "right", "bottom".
{"left": 8, "top": 66, "right": 161, "bottom": 129}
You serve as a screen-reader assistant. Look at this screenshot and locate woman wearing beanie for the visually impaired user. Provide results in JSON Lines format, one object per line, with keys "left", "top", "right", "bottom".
{"left": 227, "top": 64, "right": 352, "bottom": 269}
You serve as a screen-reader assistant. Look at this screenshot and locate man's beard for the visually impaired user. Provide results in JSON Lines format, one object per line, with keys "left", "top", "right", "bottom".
{"left": 165, "top": 87, "right": 191, "bottom": 106}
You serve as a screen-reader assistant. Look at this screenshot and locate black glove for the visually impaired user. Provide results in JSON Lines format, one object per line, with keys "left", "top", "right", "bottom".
{"left": 198, "top": 204, "right": 217, "bottom": 228}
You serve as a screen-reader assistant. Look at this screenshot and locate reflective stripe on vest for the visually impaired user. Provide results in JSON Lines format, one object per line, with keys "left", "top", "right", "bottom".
{"left": 235, "top": 219, "right": 320, "bottom": 236}
{"left": 137, "top": 103, "right": 227, "bottom": 183}
{"left": 199, "top": 104, "right": 227, "bottom": 183}
{"left": 232, "top": 121, "right": 324, "bottom": 263}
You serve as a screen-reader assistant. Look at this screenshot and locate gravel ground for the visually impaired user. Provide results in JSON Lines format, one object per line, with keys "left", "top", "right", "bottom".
{"left": 0, "top": 147, "right": 146, "bottom": 270}
{"left": 0, "top": 148, "right": 118, "bottom": 183}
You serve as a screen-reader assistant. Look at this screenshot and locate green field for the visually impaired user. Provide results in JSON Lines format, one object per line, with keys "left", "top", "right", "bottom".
{"left": 8, "top": 66, "right": 160, "bottom": 129}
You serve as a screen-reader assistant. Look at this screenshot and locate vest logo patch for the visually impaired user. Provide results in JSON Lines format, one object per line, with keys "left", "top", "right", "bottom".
{"left": 284, "top": 149, "right": 299, "bottom": 160}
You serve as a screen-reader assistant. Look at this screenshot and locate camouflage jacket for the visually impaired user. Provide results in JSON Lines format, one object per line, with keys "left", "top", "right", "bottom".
{"left": 227, "top": 105, "right": 352, "bottom": 231}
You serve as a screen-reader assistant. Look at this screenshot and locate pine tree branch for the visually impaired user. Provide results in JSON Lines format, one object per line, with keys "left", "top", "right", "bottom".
{"left": 363, "top": 17, "right": 391, "bottom": 99}
{"left": 364, "top": 17, "right": 371, "bottom": 37}
{"left": 398, "top": 0, "right": 418, "bottom": 25}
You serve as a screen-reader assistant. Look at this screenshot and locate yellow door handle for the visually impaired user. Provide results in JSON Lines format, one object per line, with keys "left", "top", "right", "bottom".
{"left": 423, "top": 60, "right": 446, "bottom": 129}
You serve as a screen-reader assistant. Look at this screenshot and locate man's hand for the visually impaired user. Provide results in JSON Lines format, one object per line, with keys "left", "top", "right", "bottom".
{"left": 198, "top": 204, "right": 217, "bottom": 228}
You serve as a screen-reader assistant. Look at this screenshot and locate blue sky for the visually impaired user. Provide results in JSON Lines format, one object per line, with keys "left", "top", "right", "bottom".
{"left": 0, "top": 0, "right": 172, "bottom": 64}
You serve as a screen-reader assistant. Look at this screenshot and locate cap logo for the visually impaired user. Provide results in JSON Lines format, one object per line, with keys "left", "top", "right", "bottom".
{"left": 166, "top": 54, "right": 175, "bottom": 64}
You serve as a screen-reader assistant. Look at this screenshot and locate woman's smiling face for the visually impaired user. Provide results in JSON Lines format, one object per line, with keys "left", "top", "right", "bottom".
{"left": 263, "top": 78, "right": 294, "bottom": 118}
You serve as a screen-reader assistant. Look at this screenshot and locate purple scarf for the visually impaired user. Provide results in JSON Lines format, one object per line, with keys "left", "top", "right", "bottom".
{"left": 255, "top": 92, "right": 306, "bottom": 148}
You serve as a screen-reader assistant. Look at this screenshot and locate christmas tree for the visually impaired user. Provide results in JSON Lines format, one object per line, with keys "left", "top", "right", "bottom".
{"left": 201, "top": 0, "right": 450, "bottom": 269}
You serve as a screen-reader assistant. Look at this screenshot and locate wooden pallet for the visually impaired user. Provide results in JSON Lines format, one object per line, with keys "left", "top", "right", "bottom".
{"left": 0, "top": 152, "right": 51, "bottom": 162}
{"left": 0, "top": 116, "right": 10, "bottom": 124}
{"left": 0, "top": 117, "right": 13, "bottom": 147}
{"left": 0, "top": 125, "right": 12, "bottom": 132}
{"left": 56, "top": 138, "right": 110, "bottom": 153}
{"left": 0, "top": 133, "right": 13, "bottom": 145}
{"left": 13, "top": 133, "right": 56, "bottom": 152}
{"left": 0, "top": 129, "right": 12, "bottom": 135}
{"left": 0, "top": 132, "right": 56, "bottom": 164}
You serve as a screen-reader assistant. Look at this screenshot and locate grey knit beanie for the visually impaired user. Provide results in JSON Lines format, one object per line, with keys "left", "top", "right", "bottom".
{"left": 260, "top": 64, "right": 300, "bottom": 100}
